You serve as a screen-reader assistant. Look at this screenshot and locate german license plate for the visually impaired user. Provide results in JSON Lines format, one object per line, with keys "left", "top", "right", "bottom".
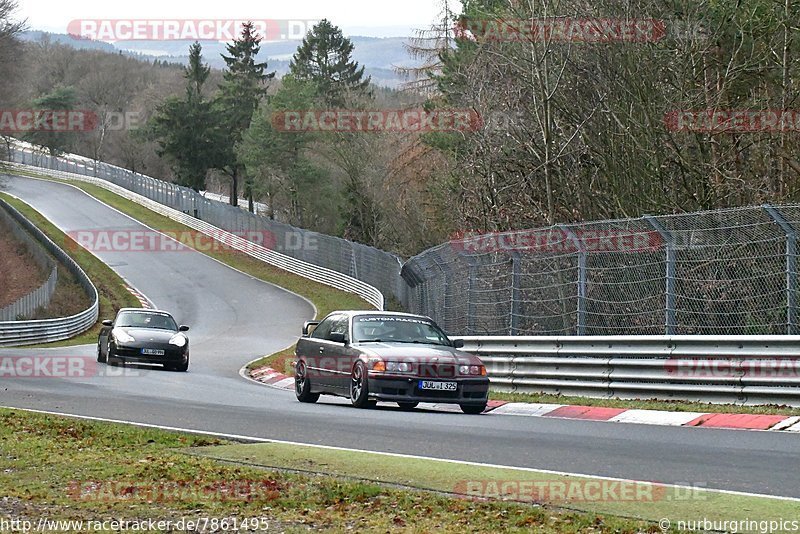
{"left": 142, "top": 348, "right": 165, "bottom": 356}
{"left": 419, "top": 380, "right": 457, "bottom": 391}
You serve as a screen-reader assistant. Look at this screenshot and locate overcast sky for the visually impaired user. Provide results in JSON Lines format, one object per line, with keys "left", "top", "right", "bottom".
{"left": 18, "top": 0, "right": 456, "bottom": 37}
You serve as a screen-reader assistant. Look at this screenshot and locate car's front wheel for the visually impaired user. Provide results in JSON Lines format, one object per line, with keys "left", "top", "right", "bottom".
{"left": 166, "top": 358, "right": 189, "bottom": 372}
{"left": 96, "top": 342, "right": 106, "bottom": 363}
{"left": 350, "top": 361, "right": 373, "bottom": 408}
{"left": 295, "top": 361, "right": 319, "bottom": 403}
{"left": 106, "top": 343, "right": 119, "bottom": 366}
{"left": 460, "top": 404, "right": 486, "bottom": 415}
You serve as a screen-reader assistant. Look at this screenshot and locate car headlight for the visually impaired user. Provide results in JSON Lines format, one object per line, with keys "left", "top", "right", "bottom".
{"left": 112, "top": 328, "right": 135, "bottom": 344}
{"left": 459, "top": 364, "right": 486, "bottom": 376}
{"left": 386, "top": 361, "right": 412, "bottom": 373}
{"left": 169, "top": 334, "right": 187, "bottom": 348}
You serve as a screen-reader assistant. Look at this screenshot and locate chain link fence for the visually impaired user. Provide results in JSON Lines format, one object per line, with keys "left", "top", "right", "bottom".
{"left": 6, "top": 141, "right": 800, "bottom": 337}
{"left": 402, "top": 207, "right": 798, "bottom": 335}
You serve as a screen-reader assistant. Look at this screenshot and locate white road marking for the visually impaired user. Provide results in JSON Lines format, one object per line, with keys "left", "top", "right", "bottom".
{"left": 1, "top": 404, "right": 798, "bottom": 503}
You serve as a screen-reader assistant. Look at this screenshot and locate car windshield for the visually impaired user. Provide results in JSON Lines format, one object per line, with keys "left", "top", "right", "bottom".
{"left": 116, "top": 311, "right": 177, "bottom": 331}
{"left": 353, "top": 316, "right": 452, "bottom": 346}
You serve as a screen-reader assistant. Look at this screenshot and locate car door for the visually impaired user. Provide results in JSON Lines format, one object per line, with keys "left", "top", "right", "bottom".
{"left": 325, "top": 315, "right": 352, "bottom": 391}
{"left": 305, "top": 315, "right": 339, "bottom": 390}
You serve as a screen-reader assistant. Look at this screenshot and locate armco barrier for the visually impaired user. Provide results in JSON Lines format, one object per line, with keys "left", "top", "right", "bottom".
{"left": 0, "top": 198, "right": 99, "bottom": 346}
{"left": 3, "top": 162, "right": 385, "bottom": 310}
{"left": 454, "top": 335, "right": 800, "bottom": 406}
{"left": 0, "top": 203, "right": 58, "bottom": 321}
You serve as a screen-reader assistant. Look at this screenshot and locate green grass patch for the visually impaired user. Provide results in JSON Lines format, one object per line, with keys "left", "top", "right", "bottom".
{"left": 196, "top": 441, "right": 799, "bottom": 530}
{"left": 488, "top": 391, "right": 800, "bottom": 416}
{"left": 0, "top": 408, "right": 661, "bottom": 532}
{"left": 0, "top": 192, "right": 140, "bottom": 347}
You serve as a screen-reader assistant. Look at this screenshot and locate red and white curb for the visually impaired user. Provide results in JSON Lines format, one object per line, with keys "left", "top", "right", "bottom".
{"left": 248, "top": 366, "right": 800, "bottom": 432}
{"left": 126, "top": 286, "right": 154, "bottom": 309}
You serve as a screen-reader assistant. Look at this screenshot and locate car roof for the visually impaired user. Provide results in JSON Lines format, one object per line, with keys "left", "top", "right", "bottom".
{"left": 329, "top": 310, "right": 434, "bottom": 321}
{"left": 117, "top": 308, "right": 175, "bottom": 317}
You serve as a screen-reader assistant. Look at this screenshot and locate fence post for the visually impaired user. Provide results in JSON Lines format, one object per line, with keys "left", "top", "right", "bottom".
{"left": 510, "top": 251, "right": 521, "bottom": 335}
{"left": 763, "top": 205, "right": 797, "bottom": 334}
{"left": 559, "top": 225, "right": 586, "bottom": 335}
{"left": 645, "top": 216, "right": 677, "bottom": 335}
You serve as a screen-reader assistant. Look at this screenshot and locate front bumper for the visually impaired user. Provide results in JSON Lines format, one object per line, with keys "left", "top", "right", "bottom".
{"left": 367, "top": 374, "right": 489, "bottom": 405}
{"left": 113, "top": 344, "right": 188, "bottom": 365}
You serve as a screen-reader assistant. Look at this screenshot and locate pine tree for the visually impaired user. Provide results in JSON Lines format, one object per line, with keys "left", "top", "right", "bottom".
{"left": 149, "top": 42, "right": 222, "bottom": 191}
{"left": 397, "top": 0, "right": 456, "bottom": 95}
{"left": 289, "top": 19, "right": 370, "bottom": 106}
{"left": 216, "top": 21, "right": 274, "bottom": 210}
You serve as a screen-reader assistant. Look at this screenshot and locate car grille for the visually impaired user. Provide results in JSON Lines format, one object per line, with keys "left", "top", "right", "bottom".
{"left": 417, "top": 363, "right": 455, "bottom": 378}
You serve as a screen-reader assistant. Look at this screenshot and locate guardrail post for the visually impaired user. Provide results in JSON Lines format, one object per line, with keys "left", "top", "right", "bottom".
{"left": 763, "top": 205, "right": 798, "bottom": 334}
{"left": 645, "top": 216, "right": 677, "bottom": 334}
{"left": 559, "top": 225, "right": 586, "bottom": 335}
{"left": 510, "top": 251, "right": 521, "bottom": 335}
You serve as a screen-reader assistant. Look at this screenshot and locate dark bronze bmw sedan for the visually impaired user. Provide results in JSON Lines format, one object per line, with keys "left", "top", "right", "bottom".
{"left": 294, "top": 311, "right": 490, "bottom": 414}
{"left": 97, "top": 308, "right": 190, "bottom": 371}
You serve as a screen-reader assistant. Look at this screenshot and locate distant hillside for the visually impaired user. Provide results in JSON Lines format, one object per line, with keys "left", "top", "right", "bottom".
{"left": 19, "top": 32, "right": 417, "bottom": 88}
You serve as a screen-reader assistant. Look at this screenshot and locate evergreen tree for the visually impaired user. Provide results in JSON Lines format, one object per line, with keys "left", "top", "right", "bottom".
{"left": 289, "top": 19, "right": 370, "bottom": 106}
{"left": 24, "top": 87, "right": 77, "bottom": 156}
{"left": 148, "top": 42, "right": 221, "bottom": 191}
{"left": 216, "top": 21, "right": 274, "bottom": 210}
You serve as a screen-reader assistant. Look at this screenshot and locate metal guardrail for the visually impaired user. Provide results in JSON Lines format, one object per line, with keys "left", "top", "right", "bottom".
{"left": 0, "top": 204, "right": 58, "bottom": 321}
{"left": 455, "top": 335, "right": 800, "bottom": 406}
{"left": 3, "top": 161, "right": 385, "bottom": 310}
{"left": 0, "top": 198, "right": 99, "bottom": 347}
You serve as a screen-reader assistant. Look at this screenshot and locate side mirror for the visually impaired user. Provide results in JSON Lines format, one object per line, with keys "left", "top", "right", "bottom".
{"left": 102, "top": 320, "right": 113, "bottom": 327}
{"left": 302, "top": 321, "right": 320, "bottom": 337}
{"left": 179, "top": 325, "right": 190, "bottom": 332}
{"left": 452, "top": 339, "right": 465, "bottom": 349}
{"left": 328, "top": 332, "right": 347, "bottom": 344}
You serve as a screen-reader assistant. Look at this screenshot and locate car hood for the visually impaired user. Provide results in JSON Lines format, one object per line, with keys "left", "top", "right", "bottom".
{"left": 353, "top": 342, "right": 481, "bottom": 365}
{"left": 116, "top": 328, "right": 179, "bottom": 343}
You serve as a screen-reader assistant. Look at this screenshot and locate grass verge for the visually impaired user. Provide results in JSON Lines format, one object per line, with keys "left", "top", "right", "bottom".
{"left": 0, "top": 192, "right": 140, "bottom": 346}
{"left": 0, "top": 408, "right": 660, "bottom": 533}
{"left": 195, "top": 441, "right": 799, "bottom": 529}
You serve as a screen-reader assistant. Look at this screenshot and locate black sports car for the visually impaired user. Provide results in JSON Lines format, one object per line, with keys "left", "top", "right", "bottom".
{"left": 294, "top": 311, "right": 490, "bottom": 414}
{"left": 97, "top": 308, "right": 190, "bottom": 371}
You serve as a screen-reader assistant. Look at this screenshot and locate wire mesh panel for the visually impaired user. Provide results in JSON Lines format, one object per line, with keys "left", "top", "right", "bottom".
{"left": 12, "top": 143, "right": 800, "bottom": 336}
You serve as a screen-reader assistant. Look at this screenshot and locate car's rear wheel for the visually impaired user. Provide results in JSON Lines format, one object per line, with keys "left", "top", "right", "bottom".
{"left": 295, "top": 361, "right": 319, "bottom": 403}
{"left": 350, "top": 361, "right": 372, "bottom": 408}
{"left": 397, "top": 402, "right": 419, "bottom": 410}
{"left": 460, "top": 404, "right": 486, "bottom": 415}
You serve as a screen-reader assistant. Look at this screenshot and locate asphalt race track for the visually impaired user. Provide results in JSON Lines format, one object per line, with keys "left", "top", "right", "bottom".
{"left": 1, "top": 175, "right": 799, "bottom": 499}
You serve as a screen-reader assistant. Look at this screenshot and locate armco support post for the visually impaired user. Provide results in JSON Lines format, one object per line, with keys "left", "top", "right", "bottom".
{"left": 763, "top": 205, "right": 798, "bottom": 335}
